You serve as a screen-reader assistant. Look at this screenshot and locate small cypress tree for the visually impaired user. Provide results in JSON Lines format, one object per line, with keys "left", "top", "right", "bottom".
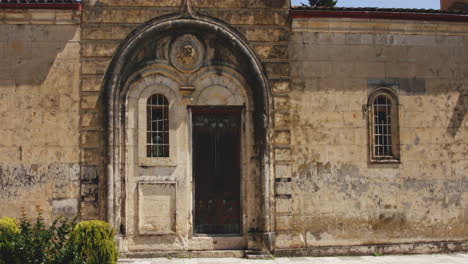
{"left": 72, "top": 220, "right": 118, "bottom": 264}
{"left": 309, "top": 0, "right": 337, "bottom": 7}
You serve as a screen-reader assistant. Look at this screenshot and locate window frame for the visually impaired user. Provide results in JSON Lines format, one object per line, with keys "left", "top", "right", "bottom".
{"left": 367, "top": 87, "right": 400, "bottom": 164}
{"left": 146, "top": 94, "right": 170, "bottom": 158}
{"left": 137, "top": 86, "right": 177, "bottom": 167}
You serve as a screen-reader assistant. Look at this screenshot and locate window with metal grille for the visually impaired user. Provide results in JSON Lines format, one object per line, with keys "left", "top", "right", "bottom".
{"left": 373, "top": 95, "right": 393, "bottom": 157}
{"left": 368, "top": 89, "right": 400, "bottom": 162}
{"left": 147, "top": 94, "right": 169, "bottom": 157}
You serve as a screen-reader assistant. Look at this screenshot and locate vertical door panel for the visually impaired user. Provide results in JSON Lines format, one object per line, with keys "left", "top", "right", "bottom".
{"left": 192, "top": 108, "right": 241, "bottom": 234}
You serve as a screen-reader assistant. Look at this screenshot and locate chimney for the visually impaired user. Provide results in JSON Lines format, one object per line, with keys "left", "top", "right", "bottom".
{"left": 441, "top": 0, "right": 468, "bottom": 10}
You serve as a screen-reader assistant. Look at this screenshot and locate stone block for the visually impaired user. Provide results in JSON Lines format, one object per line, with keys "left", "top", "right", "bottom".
{"left": 99, "top": 0, "right": 134, "bottom": 6}
{"left": 318, "top": 78, "right": 344, "bottom": 93}
{"left": 56, "top": 10, "right": 78, "bottom": 24}
{"left": 52, "top": 199, "right": 78, "bottom": 217}
{"left": 57, "top": 42, "right": 80, "bottom": 59}
{"left": 138, "top": 182, "right": 176, "bottom": 234}
{"left": 81, "top": 165, "right": 99, "bottom": 182}
{"left": 197, "top": 0, "right": 241, "bottom": 8}
{"left": 254, "top": 44, "right": 288, "bottom": 60}
{"left": 80, "top": 202, "right": 99, "bottom": 220}
{"left": 81, "top": 75, "right": 102, "bottom": 92}
{"left": 81, "top": 111, "right": 101, "bottom": 128}
{"left": 332, "top": 128, "right": 355, "bottom": 145}
{"left": 27, "top": 10, "right": 55, "bottom": 22}
{"left": 274, "top": 112, "right": 290, "bottom": 128}
{"left": 275, "top": 164, "right": 292, "bottom": 178}
{"left": 273, "top": 96, "right": 290, "bottom": 110}
{"left": 82, "top": 42, "right": 118, "bottom": 57}
{"left": 80, "top": 130, "right": 101, "bottom": 147}
{"left": 343, "top": 112, "right": 364, "bottom": 128}
{"left": 0, "top": 147, "right": 19, "bottom": 163}
{"left": 400, "top": 128, "right": 430, "bottom": 145}
{"left": 5, "top": 24, "right": 32, "bottom": 41}
{"left": 271, "top": 79, "right": 290, "bottom": 93}
{"left": 31, "top": 25, "right": 79, "bottom": 42}
{"left": 345, "top": 33, "right": 375, "bottom": 45}
{"left": 275, "top": 148, "right": 291, "bottom": 161}
{"left": 276, "top": 198, "right": 293, "bottom": 214}
{"left": 264, "top": 62, "right": 289, "bottom": 77}
{"left": 275, "top": 232, "right": 305, "bottom": 249}
{"left": 275, "top": 181, "right": 292, "bottom": 195}
{"left": 404, "top": 111, "right": 433, "bottom": 128}
{"left": 244, "top": 27, "right": 289, "bottom": 42}
{"left": 81, "top": 58, "right": 110, "bottom": 74}
{"left": 102, "top": 8, "right": 148, "bottom": 24}
{"left": 81, "top": 183, "right": 98, "bottom": 202}
{"left": 374, "top": 34, "right": 407, "bottom": 46}
{"left": 298, "top": 94, "right": 335, "bottom": 113}
{"left": 298, "top": 112, "right": 343, "bottom": 128}
{"left": 81, "top": 94, "right": 101, "bottom": 110}
{"left": 335, "top": 94, "right": 363, "bottom": 111}
{"left": 81, "top": 148, "right": 101, "bottom": 164}
{"left": 7, "top": 40, "right": 32, "bottom": 60}
{"left": 275, "top": 215, "right": 292, "bottom": 231}
{"left": 274, "top": 130, "right": 290, "bottom": 146}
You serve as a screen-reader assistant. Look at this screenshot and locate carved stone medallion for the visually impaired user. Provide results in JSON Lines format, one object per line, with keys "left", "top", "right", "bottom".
{"left": 170, "top": 34, "right": 204, "bottom": 72}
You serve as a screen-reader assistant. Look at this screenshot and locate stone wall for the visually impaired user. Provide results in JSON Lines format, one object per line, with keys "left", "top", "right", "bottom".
{"left": 0, "top": 8, "right": 81, "bottom": 221}
{"left": 287, "top": 17, "right": 468, "bottom": 249}
{"left": 80, "top": 0, "right": 291, "bottom": 226}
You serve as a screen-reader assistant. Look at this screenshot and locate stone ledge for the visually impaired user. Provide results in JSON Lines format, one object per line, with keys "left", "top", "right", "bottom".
{"left": 0, "top": 8, "right": 80, "bottom": 24}
{"left": 274, "top": 240, "right": 468, "bottom": 257}
{"left": 292, "top": 18, "right": 468, "bottom": 35}
{"left": 121, "top": 250, "right": 245, "bottom": 259}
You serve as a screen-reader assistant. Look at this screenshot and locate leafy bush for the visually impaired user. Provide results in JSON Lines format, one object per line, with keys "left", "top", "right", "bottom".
{"left": 0, "top": 217, "right": 20, "bottom": 264}
{"left": 0, "top": 207, "right": 118, "bottom": 264}
{"left": 16, "top": 207, "right": 79, "bottom": 264}
{"left": 72, "top": 220, "right": 118, "bottom": 264}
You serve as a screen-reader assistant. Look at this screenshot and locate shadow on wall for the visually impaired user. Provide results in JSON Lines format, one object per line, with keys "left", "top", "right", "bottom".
{"left": 447, "top": 93, "right": 468, "bottom": 137}
{"left": 0, "top": 24, "right": 79, "bottom": 89}
{"left": 0, "top": 24, "right": 80, "bottom": 219}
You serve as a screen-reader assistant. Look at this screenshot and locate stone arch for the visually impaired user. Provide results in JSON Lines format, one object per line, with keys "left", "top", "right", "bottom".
{"left": 102, "top": 13, "right": 272, "bottom": 245}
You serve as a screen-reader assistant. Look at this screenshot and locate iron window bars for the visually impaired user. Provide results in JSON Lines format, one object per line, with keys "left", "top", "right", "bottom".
{"left": 368, "top": 89, "right": 400, "bottom": 163}
{"left": 147, "top": 94, "right": 169, "bottom": 158}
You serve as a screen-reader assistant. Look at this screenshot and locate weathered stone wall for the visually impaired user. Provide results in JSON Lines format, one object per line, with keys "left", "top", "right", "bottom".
{"left": 0, "top": 8, "right": 81, "bottom": 221}
{"left": 287, "top": 18, "right": 468, "bottom": 249}
{"left": 80, "top": 0, "right": 291, "bottom": 226}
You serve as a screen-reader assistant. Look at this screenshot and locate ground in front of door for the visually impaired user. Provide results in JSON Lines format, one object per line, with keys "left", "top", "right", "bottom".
{"left": 119, "top": 253, "right": 467, "bottom": 264}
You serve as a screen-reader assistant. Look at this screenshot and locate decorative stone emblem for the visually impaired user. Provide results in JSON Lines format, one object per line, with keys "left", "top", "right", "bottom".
{"left": 177, "top": 45, "right": 197, "bottom": 66}
{"left": 170, "top": 34, "right": 204, "bottom": 72}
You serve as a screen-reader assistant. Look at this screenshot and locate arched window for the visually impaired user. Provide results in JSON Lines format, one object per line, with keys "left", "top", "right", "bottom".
{"left": 147, "top": 94, "right": 169, "bottom": 157}
{"left": 369, "top": 89, "right": 400, "bottom": 162}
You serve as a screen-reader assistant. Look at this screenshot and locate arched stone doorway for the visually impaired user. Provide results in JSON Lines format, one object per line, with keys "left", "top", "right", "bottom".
{"left": 103, "top": 11, "right": 272, "bottom": 254}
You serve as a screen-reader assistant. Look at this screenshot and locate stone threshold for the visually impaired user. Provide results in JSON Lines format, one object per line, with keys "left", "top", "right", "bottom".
{"left": 121, "top": 250, "right": 245, "bottom": 259}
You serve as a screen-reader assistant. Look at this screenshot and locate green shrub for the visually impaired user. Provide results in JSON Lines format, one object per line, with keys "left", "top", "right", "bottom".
{"left": 16, "top": 207, "right": 79, "bottom": 264}
{"left": 0, "top": 217, "right": 20, "bottom": 264}
{"left": 0, "top": 209, "right": 118, "bottom": 264}
{"left": 72, "top": 220, "right": 118, "bottom": 264}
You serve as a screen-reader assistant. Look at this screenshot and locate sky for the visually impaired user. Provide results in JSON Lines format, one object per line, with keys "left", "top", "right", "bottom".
{"left": 291, "top": 0, "right": 440, "bottom": 9}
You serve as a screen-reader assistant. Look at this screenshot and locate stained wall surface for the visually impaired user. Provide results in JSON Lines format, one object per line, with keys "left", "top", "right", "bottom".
{"left": 286, "top": 18, "right": 468, "bottom": 248}
{"left": 80, "top": 0, "right": 291, "bottom": 227}
{"left": 0, "top": 8, "right": 81, "bottom": 221}
{"left": 0, "top": 1, "right": 467, "bottom": 256}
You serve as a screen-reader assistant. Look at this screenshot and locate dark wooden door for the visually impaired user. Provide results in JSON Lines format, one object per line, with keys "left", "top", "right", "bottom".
{"left": 192, "top": 107, "right": 242, "bottom": 234}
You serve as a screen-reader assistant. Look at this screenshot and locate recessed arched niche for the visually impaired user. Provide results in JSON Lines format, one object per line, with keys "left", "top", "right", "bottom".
{"left": 102, "top": 12, "right": 272, "bottom": 254}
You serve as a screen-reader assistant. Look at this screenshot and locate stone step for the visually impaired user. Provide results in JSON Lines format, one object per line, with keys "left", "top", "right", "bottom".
{"left": 121, "top": 250, "right": 245, "bottom": 259}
